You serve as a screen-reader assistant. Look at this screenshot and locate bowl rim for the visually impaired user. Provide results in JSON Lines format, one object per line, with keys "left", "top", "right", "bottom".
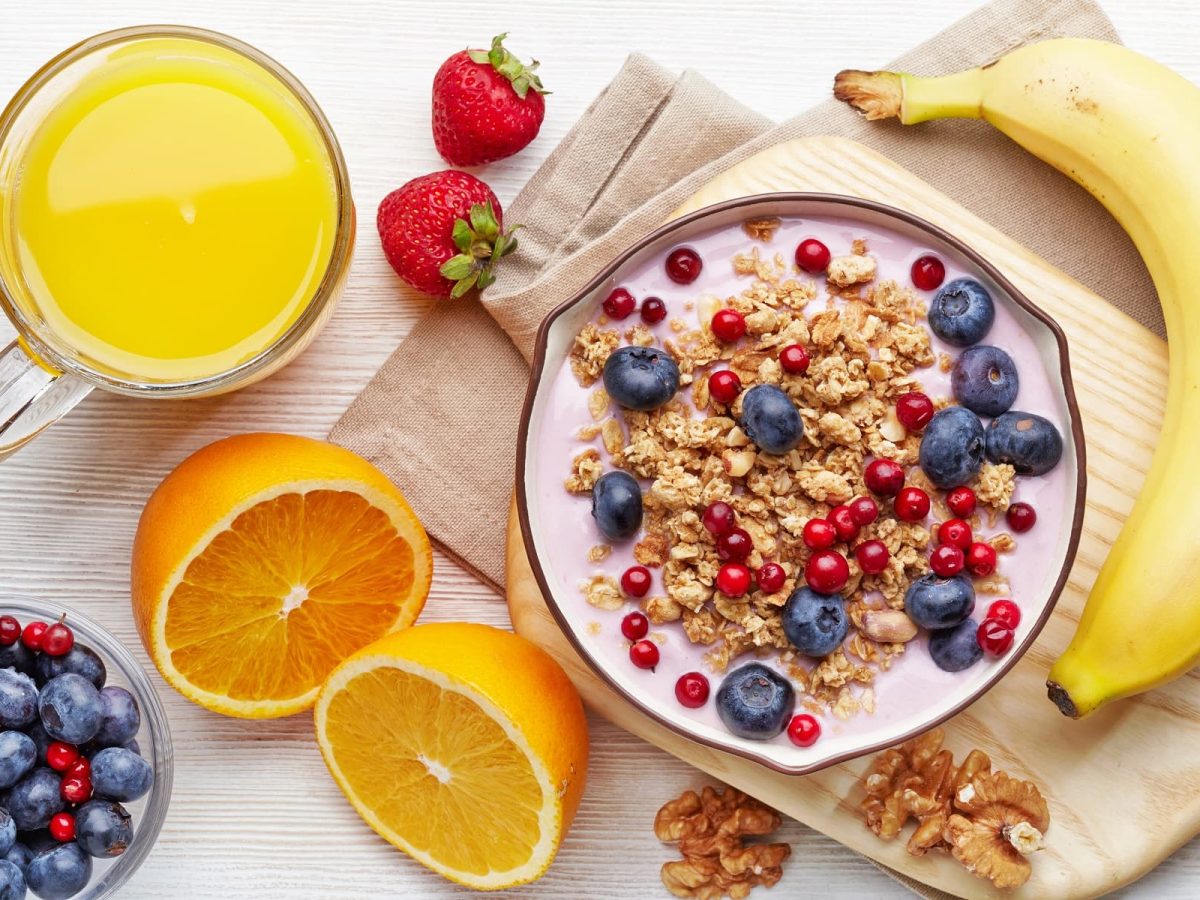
{"left": 515, "top": 192, "right": 1088, "bottom": 776}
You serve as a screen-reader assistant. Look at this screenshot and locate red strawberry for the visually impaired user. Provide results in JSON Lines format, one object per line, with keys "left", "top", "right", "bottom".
{"left": 377, "top": 170, "right": 519, "bottom": 298}
{"left": 432, "top": 33, "right": 548, "bottom": 166}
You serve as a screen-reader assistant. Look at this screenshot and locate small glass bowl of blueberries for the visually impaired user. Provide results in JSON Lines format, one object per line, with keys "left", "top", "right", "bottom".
{"left": 0, "top": 596, "right": 171, "bottom": 899}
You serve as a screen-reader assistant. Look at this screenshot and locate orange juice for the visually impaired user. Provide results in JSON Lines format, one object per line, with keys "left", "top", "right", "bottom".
{"left": 7, "top": 36, "right": 339, "bottom": 382}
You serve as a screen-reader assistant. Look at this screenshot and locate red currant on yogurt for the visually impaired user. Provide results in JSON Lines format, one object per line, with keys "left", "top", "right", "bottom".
{"left": 602, "top": 287, "right": 636, "bottom": 319}
{"left": 864, "top": 459, "right": 905, "bottom": 497}
{"left": 49, "top": 812, "right": 75, "bottom": 843}
{"left": 702, "top": 501, "right": 736, "bottom": 536}
{"left": 629, "top": 639, "right": 660, "bottom": 670}
{"left": 828, "top": 505, "right": 859, "bottom": 543}
{"left": 666, "top": 247, "right": 702, "bottom": 284}
{"left": 855, "top": 540, "right": 890, "bottom": 575}
{"left": 987, "top": 599, "right": 1021, "bottom": 629}
{"left": 930, "top": 544, "right": 965, "bottom": 577}
{"left": 936, "top": 518, "right": 973, "bottom": 550}
{"left": 805, "top": 550, "right": 849, "bottom": 594}
{"left": 708, "top": 369, "right": 742, "bottom": 404}
{"left": 711, "top": 309, "right": 746, "bottom": 343}
{"left": 41, "top": 622, "right": 74, "bottom": 657}
{"left": 716, "top": 527, "right": 753, "bottom": 561}
{"left": 795, "top": 238, "right": 831, "bottom": 274}
{"left": 716, "top": 563, "right": 752, "bottom": 598}
{"left": 802, "top": 519, "right": 836, "bottom": 551}
{"left": 0, "top": 616, "right": 18, "bottom": 647}
{"left": 757, "top": 562, "right": 787, "bottom": 594}
{"left": 848, "top": 496, "right": 878, "bottom": 527}
{"left": 621, "top": 566, "right": 652, "bottom": 598}
{"left": 621, "top": 612, "right": 649, "bottom": 641}
{"left": 46, "top": 742, "right": 79, "bottom": 773}
{"left": 977, "top": 618, "right": 1015, "bottom": 657}
{"left": 675, "top": 672, "right": 711, "bottom": 709}
{"left": 1006, "top": 502, "right": 1037, "bottom": 533}
{"left": 894, "top": 486, "right": 931, "bottom": 522}
{"left": 946, "top": 486, "right": 977, "bottom": 518}
{"left": 910, "top": 254, "right": 946, "bottom": 291}
{"left": 787, "top": 713, "right": 821, "bottom": 747}
{"left": 20, "top": 621, "right": 47, "bottom": 652}
{"left": 640, "top": 296, "right": 667, "bottom": 324}
{"left": 779, "top": 343, "right": 811, "bottom": 375}
{"left": 966, "top": 541, "right": 998, "bottom": 578}
{"left": 895, "top": 392, "right": 935, "bottom": 431}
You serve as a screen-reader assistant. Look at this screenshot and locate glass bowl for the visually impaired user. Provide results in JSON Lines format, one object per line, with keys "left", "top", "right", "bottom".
{"left": 0, "top": 594, "right": 173, "bottom": 898}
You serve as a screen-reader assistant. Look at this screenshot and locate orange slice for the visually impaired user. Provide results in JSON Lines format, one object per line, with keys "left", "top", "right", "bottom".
{"left": 315, "top": 623, "right": 588, "bottom": 890}
{"left": 131, "top": 433, "right": 432, "bottom": 718}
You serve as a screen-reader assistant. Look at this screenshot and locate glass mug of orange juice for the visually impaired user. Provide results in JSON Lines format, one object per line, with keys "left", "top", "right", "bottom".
{"left": 0, "top": 26, "right": 354, "bottom": 457}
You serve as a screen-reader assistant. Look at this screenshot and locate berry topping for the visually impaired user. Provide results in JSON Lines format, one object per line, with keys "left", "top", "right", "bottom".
{"left": 620, "top": 566, "right": 652, "bottom": 598}
{"left": 757, "top": 562, "right": 787, "bottom": 594}
{"left": 621, "top": 612, "right": 649, "bottom": 641}
{"left": 591, "top": 471, "right": 643, "bottom": 540}
{"left": 855, "top": 540, "right": 890, "bottom": 575}
{"left": 26, "top": 842, "right": 91, "bottom": 899}
{"left": 986, "top": 412, "right": 1064, "bottom": 476}
{"left": 930, "top": 618, "right": 984, "bottom": 672}
{"left": 828, "top": 505, "right": 860, "bottom": 543}
{"left": 60, "top": 773, "right": 92, "bottom": 805}
{"left": 930, "top": 544, "right": 965, "bottom": 578}
{"left": 848, "top": 496, "right": 879, "bottom": 527}
{"left": 702, "top": 501, "right": 736, "bottom": 536}
{"left": 936, "top": 518, "right": 973, "bottom": 550}
{"left": 946, "top": 486, "right": 978, "bottom": 518}
{"left": 629, "top": 640, "right": 660, "bottom": 671}
{"left": 716, "top": 563, "right": 752, "bottom": 598}
{"left": 716, "top": 527, "right": 753, "bottom": 562}
{"left": 864, "top": 459, "right": 905, "bottom": 496}
{"left": 41, "top": 623, "right": 74, "bottom": 658}
{"left": 929, "top": 278, "right": 995, "bottom": 347}
{"left": 966, "top": 541, "right": 998, "bottom": 578}
{"left": 66, "top": 758, "right": 90, "bottom": 781}
{"left": 920, "top": 407, "right": 986, "bottom": 489}
{"left": 795, "top": 238, "right": 831, "bottom": 274}
{"left": 987, "top": 599, "right": 1021, "bottom": 629}
{"left": 977, "top": 618, "right": 1015, "bottom": 657}
{"left": 894, "top": 486, "right": 931, "bottom": 522}
{"left": 21, "top": 622, "right": 47, "bottom": 652}
{"left": 710, "top": 309, "right": 747, "bottom": 343}
{"left": 675, "top": 672, "right": 711, "bottom": 709}
{"left": 805, "top": 550, "right": 850, "bottom": 594}
{"left": 666, "top": 247, "right": 702, "bottom": 284}
{"left": 787, "top": 713, "right": 821, "bottom": 747}
{"left": 602, "top": 287, "right": 636, "bottom": 319}
{"left": 740, "top": 385, "right": 804, "bottom": 455}
{"left": 783, "top": 587, "right": 849, "bottom": 656}
{"left": 640, "top": 296, "right": 667, "bottom": 324}
{"left": 779, "top": 344, "right": 811, "bottom": 374}
{"left": 708, "top": 369, "right": 742, "bottom": 404}
{"left": 905, "top": 574, "right": 976, "bottom": 630}
{"left": 46, "top": 742, "right": 79, "bottom": 773}
{"left": 1006, "top": 502, "right": 1037, "bottom": 533}
{"left": 802, "top": 519, "right": 836, "bottom": 551}
{"left": 895, "top": 392, "right": 935, "bottom": 431}
{"left": 911, "top": 254, "right": 946, "bottom": 291}
{"left": 602, "top": 346, "right": 680, "bottom": 411}
{"left": 716, "top": 663, "right": 794, "bottom": 740}
{"left": 952, "top": 345, "right": 1019, "bottom": 417}
{"left": 0, "top": 617, "right": 18, "bottom": 647}
{"left": 49, "top": 812, "right": 75, "bottom": 843}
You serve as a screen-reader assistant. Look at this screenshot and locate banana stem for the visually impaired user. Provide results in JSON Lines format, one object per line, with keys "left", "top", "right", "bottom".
{"left": 834, "top": 68, "right": 985, "bottom": 124}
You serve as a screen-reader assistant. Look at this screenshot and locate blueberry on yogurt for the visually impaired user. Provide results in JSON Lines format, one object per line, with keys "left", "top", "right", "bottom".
{"left": 929, "top": 278, "right": 995, "bottom": 346}
{"left": 739, "top": 385, "right": 803, "bottom": 455}
{"left": 781, "top": 588, "right": 849, "bottom": 658}
{"left": 602, "top": 346, "right": 680, "bottom": 411}
{"left": 986, "top": 411, "right": 1064, "bottom": 475}
{"left": 952, "top": 345, "right": 1019, "bottom": 417}
{"left": 904, "top": 574, "right": 976, "bottom": 630}
{"left": 591, "top": 471, "right": 643, "bottom": 541}
{"left": 918, "top": 406, "right": 986, "bottom": 489}
{"left": 716, "top": 663, "right": 794, "bottom": 741}
{"left": 929, "top": 618, "right": 985, "bottom": 673}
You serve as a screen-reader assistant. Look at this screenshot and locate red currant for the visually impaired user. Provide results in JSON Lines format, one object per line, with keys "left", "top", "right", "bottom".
{"left": 977, "top": 618, "right": 1015, "bottom": 657}
{"left": 863, "top": 459, "right": 905, "bottom": 497}
{"left": 716, "top": 563, "right": 752, "bottom": 598}
{"left": 855, "top": 540, "right": 890, "bottom": 575}
{"left": 966, "top": 541, "right": 998, "bottom": 578}
{"left": 640, "top": 296, "right": 667, "bottom": 324}
{"left": 716, "top": 527, "right": 753, "bottom": 562}
{"left": 629, "top": 639, "right": 660, "bottom": 670}
{"left": 702, "top": 501, "right": 736, "bottom": 536}
{"left": 666, "top": 247, "right": 703, "bottom": 284}
{"left": 675, "top": 672, "right": 711, "bottom": 709}
{"left": 848, "top": 496, "right": 878, "bottom": 527}
{"left": 1006, "top": 502, "right": 1037, "bottom": 533}
{"left": 49, "top": 812, "right": 75, "bottom": 843}
{"left": 41, "top": 622, "right": 74, "bottom": 657}
{"left": 711, "top": 309, "right": 746, "bottom": 343}
{"left": 46, "top": 742, "right": 79, "bottom": 772}
{"left": 987, "top": 599, "right": 1021, "bottom": 629}
{"left": 894, "top": 487, "right": 931, "bottom": 522}
{"left": 621, "top": 612, "right": 649, "bottom": 641}
{"left": 895, "top": 392, "right": 935, "bottom": 431}
{"left": 20, "top": 621, "right": 47, "bottom": 652}
{"left": 805, "top": 550, "right": 849, "bottom": 594}
{"left": 930, "top": 544, "right": 965, "bottom": 577}
{"left": 802, "top": 519, "right": 836, "bottom": 551}
{"left": 946, "top": 486, "right": 977, "bottom": 518}
{"left": 779, "top": 344, "right": 811, "bottom": 375}
{"left": 66, "top": 758, "right": 90, "bottom": 780}
{"left": 708, "top": 370, "right": 742, "bottom": 404}
{"left": 757, "top": 562, "right": 787, "bottom": 594}
{"left": 795, "top": 238, "right": 831, "bottom": 274}
{"left": 828, "top": 505, "right": 859, "bottom": 543}
{"left": 60, "top": 774, "right": 92, "bottom": 804}
{"left": 910, "top": 254, "right": 946, "bottom": 291}
{"left": 621, "top": 566, "right": 652, "bottom": 598}
{"left": 602, "top": 287, "right": 636, "bottom": 319}
{"left": 787, "top": 713, "right": 821, "bottom": 747}
{"left": 936, "top": 518, "right": 973, "bottom": 550}
{"left": 0, "top": 616, "right": 18, "bottom": 647}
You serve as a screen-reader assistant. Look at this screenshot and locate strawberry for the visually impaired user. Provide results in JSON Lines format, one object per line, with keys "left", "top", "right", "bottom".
{"left": 376, "top": 170, "right": 519, "bottom": 298}
{"left": 432, "top": 33, "right": 548, "bottom": 166}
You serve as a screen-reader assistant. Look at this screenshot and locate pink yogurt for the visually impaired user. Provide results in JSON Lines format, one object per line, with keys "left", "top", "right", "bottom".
{"left": 534, "top": 215, "right": 1070, "bottom": 748}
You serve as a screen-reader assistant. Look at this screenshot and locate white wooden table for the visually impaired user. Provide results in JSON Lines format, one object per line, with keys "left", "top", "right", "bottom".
{"left": 0, "top": 1, "right": 1193, "bottom": 896}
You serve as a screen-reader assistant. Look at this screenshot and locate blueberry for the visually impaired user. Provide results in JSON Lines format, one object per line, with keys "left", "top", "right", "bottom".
{"left": 6, "top": 770, "right": 62, "bottom": 831}
{"left": 37, "top": 675, "right": 101, "bottom": 745}
{"left": 715, "top": 663, "right": 795, "bottom": 741}
{"left": 75, "top": 800, "right": 133, "bottom": 859}
{"left": 92, "top": 687, "right": 140, "bottom": 749}
{"left": 602, "top": 346, "right": 680, "bottom": 411}
{"left": 951, "top": 346, "right": 1019, "bottom": 417}
{"left": 905, "top": 574, "right": 976, "bottom": 630}
{"left": 34, "top": 645, "right": 106, "bottom": 690}
{"left": 90, "top": 747, "right": 153, "bottom": 802}
{"left": 0, "top": 811, "right": 14, "bottom": 859}
{"left": 0, "top": 733, "right": 36, "bottom": 790}
{"left": 3, "top": 842, "right": 30, "bottom": 872}
{"left": 591, "top": 471, "right": 643, "bottom": 541}
{"left": 0, "top": 644, "right": 34, "bottom": 678}
{"left": 739, "top": 385, "right": 804, "bottom": 455}
{"left": 0, "top": 673, "right": 36, "bottom": 734}
{"left": 0, "top": 860, "right": 23, "bottom": 900}
{"left": 929, "top": 278, "right": 995, "bottom": 346}
{"left": 781, "top": 587, "right": 849, "bottom": 657}
{"left": 26, "top": 843, "right": 90, "bottom": 900}
{"left": 24, "top": 724, "right": 50, "bottom": 766}
{"left": 929, "top": 618, "right": 985, "bottom": 673}
{"left": 918, "top": 406, "right": 985, "bottom": 489}
{"left": 986, "top": 411, "right": 1064, "bottom": 476}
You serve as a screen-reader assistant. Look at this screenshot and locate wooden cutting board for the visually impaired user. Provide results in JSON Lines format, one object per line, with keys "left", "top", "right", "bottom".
{"left": 506, "top": 135, "right": 1194, "bottom": 899}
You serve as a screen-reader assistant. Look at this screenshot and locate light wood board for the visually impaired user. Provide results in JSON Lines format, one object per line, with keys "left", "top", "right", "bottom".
{"left": 507, "top": 135, "right": 1195, "bottom": 899}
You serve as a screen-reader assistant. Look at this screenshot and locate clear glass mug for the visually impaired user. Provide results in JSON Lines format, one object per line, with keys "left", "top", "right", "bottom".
{"left": 0, "top": 25, "right": 355, "bottom": 458}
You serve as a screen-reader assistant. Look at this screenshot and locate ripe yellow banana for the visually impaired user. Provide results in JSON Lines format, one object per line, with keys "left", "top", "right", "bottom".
{"left": 833, "top": 39, "right": 1200, "bottom": 718}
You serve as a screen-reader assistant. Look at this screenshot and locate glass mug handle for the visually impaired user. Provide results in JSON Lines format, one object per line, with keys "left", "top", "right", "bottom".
{"left": 0, "top": 340, "right": 93, "bottom": 459}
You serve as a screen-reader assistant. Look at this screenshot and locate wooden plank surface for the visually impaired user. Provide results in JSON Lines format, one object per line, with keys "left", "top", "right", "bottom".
{"left": 0, "top": 1, "right": 1195, "bottom": 898}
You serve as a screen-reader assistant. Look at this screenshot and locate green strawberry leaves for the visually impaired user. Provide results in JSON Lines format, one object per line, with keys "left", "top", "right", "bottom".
{"left": 467, "top": 33, "right": 548, "bottom": 100}
{"left": 439, "top": 200, "right": 521, "bottom": 299}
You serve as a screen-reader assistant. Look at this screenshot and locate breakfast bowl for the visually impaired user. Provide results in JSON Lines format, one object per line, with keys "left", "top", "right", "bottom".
{"left": 516, "top": 193, "right": 1086, "bottom": 775}
{"left": 0, "top": 594, "right": 172, "bottom": 897}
